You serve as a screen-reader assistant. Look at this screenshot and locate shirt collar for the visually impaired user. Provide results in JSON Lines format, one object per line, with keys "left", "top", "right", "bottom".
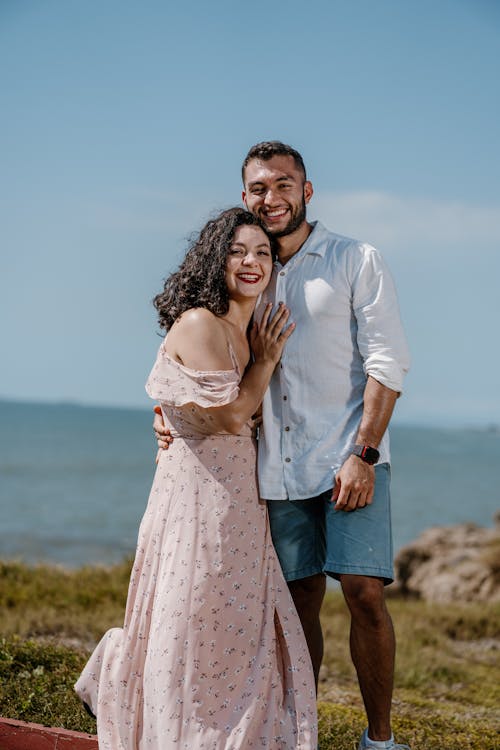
{"left": 302, "top": 220, "right": 330, "bottom": 257}
{"left": 275, "top": 221, "right": 329, "bottom": 268}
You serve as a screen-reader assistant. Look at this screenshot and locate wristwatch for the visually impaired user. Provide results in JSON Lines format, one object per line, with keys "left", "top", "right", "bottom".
{"left": 351, "top": 444, "right": 380, "bottom": 465}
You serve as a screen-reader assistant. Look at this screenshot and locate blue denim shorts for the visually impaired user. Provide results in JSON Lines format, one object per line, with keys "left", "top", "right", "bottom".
{"left": 266, "top": 463, "right": 394, "bottom": 584}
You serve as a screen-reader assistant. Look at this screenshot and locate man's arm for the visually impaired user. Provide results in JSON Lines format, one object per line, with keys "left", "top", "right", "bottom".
{"left": 332, "top": 241, "right": 409, "bottom": 510}
{"left": 153, "top": 405, "right": 173, "bottom": 459}
{"left": 331, "top": 376, "right": 398, "bottom": 511}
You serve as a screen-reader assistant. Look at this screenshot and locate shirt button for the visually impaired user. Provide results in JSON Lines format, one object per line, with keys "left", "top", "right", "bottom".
{"left": 285, "top": 457, "right": 291, "bottom": 462}
{"left": 283, "top": 395, "right": 287, "bottom": 401}
{"left": 280, "top": 271, "right": 285, "bottom": 276}
{"left": 284, "top": 426, "right": 290, "bottom": 431}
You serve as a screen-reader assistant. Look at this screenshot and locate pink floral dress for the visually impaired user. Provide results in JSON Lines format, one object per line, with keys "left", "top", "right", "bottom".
{"left": 75, "top": 340, "right": 318, "bottom": 749}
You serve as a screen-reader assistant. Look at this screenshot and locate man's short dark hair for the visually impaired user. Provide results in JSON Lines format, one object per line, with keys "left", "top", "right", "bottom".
{"left": 241, "top": 141, "right": 307, "bottom": 183}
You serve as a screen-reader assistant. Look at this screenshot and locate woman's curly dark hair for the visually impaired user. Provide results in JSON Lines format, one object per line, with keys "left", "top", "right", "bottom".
{"left": 154, "top": 207, "right": 275, "bottom": 330}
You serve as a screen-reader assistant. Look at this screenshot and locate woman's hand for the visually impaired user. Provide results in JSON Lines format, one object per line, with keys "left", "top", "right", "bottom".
{"left": 250, "top": 303, "right": 295, "bottom": 366}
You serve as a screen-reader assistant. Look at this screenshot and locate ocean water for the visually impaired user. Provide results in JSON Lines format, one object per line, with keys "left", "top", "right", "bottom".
{"left": 0, "top": 400, "right": 498, "bottom": 568}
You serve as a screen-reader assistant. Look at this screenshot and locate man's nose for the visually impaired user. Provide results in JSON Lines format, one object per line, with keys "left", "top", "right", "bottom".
{"left": 263, "top": 189, "right": 278, "bottom": 205}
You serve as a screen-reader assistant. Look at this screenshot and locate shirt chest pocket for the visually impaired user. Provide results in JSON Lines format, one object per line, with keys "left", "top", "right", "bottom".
{"left": 301, "top": 276, "right": 351, "bottom": 323}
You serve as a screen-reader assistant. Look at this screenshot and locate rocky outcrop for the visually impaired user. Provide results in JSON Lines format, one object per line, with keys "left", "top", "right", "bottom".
{"left": 393, "top": 513, "right": 500, "bottom": 602}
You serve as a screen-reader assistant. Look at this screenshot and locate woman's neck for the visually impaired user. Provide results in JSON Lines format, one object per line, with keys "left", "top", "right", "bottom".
{"left": 222, "top": 298, "right": 256, "bottom": 334}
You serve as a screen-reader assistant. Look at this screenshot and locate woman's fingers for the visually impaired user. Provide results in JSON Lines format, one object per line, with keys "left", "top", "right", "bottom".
{"left": 279, "top": 320, "right": 296, "bottom": 341}
{"left": 263, "top": 306, "right": 295, "bottom": 350}
{"left": 251, "top": 304, "right": 295, "bottom": 363}
{"left": 259, "top": 302, "right": 273, "bottom": 330}
{"left": 266, "top": 303, "right": 290, "bottom": 338}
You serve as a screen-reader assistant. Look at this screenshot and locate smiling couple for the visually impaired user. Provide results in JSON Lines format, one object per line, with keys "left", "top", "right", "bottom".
{"left": 76, "top": 141, "right": 410, "bottom": 750}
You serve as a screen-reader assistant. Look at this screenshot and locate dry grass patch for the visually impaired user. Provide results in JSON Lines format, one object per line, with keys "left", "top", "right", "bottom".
{"left": 1, "top": 561, "right": 499, "bottom": 749}
{"left": 319, "top": 590, "right": 500, "bottom": 748}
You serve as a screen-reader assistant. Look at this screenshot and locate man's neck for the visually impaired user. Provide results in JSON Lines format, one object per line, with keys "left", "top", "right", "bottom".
{"left": 276, "top": 221, "right": 314, "bottom": 265}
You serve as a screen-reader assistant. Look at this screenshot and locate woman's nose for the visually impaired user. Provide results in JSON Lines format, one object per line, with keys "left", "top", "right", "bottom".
{"left": 242, "top": 252, "right": 258, "bottom": 265}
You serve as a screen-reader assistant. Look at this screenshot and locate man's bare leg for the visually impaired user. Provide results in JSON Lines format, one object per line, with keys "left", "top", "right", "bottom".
{"left": 288, "top": 573, "right": 327, "bottom": 691}
{"left": 340, "top": 574, "right": 395, "bottom": 741}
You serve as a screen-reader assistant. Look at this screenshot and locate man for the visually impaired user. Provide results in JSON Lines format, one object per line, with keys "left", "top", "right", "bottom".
{"left": 156, "top": 141, "right": 410, "bottom": 750}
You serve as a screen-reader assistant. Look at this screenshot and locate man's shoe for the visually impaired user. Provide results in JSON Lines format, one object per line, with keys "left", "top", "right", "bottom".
{"left": 358, "top": 729, "right": 410, "bottom": 750}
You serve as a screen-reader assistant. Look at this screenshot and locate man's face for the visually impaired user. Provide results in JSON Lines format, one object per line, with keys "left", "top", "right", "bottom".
{"left": 242, "top": 155, "right": 313, "bottom": 238}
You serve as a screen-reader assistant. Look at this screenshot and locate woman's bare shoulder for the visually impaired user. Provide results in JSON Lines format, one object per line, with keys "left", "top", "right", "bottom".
{"left": 169, "top": 308, "right": 223, "bottom": 340}
{"left": 165, "top": 308, "right": 231, "bottom": 369}
{"left": 175, "top": 307, "right": 219, "bottom": 326}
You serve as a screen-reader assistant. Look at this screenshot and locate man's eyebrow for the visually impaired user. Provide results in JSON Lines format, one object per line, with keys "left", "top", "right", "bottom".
{"left": 247, "top": 174, "right": 296, "bottom": 188}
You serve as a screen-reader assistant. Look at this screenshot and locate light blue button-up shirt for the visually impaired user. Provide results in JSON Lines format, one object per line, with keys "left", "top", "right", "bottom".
{"left": 257, "top": 221, "right": 410, "bottom": 500}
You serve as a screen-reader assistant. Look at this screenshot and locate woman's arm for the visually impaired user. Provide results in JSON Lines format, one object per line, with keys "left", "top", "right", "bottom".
{"left": 167, "top": 305, "right": 294, "bottom": 435}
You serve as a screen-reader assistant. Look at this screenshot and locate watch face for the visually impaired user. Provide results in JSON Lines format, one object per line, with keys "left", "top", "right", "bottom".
{"left": 353, "top": 445, "right": 380, "bottom": 464}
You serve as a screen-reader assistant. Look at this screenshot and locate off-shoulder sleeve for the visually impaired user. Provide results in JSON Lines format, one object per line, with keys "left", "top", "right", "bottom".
{"left": 145, "top": 346, "right": 240, "bottom": 407}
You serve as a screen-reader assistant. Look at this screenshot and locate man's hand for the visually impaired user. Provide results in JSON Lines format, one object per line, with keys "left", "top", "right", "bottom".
{"left": 331, "top": 376, "right": 397, "bottom": 510}
{"left": 331, "top": 454, "right": 375, "bottom": 511}
{"left": 153, "top": 405, "right": 173, "bottom": 462}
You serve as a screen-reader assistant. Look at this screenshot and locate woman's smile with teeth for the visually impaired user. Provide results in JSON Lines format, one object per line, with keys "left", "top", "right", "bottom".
{"left": 237, "top": 273, "right": 261, "bottom": 283}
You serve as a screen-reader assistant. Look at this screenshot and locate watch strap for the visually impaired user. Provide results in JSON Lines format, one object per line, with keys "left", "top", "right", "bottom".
{"left": 351, "top": 444, "right": 380, "bottom": 465}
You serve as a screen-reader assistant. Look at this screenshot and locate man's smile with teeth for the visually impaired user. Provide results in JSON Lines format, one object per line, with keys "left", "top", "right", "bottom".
{"left": 265, "top": 208, "right": 287, "bottom": 218}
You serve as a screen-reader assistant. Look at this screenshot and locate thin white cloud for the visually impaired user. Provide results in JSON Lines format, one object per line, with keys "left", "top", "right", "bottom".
{"left": 78, "top": 186, "right": 500, "bottom": 267}
{"left": 309, "top": 191, "right": 500, "bottom": 254}
{"left": 79, "top": 186, "right": 232, "bottom": 238}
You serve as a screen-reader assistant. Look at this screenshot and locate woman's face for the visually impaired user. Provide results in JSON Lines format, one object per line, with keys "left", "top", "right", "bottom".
{"left": 225, "top": 225, "right": 273, "bottom": 301}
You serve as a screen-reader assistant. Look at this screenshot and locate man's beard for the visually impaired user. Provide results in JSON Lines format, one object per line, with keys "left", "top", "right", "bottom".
{"left": 266, "top": 198, "right": 307, "bottom": 238}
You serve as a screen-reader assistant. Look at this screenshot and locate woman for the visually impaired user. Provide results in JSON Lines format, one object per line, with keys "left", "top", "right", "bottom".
{"left": 75, "top": 208, "right": 318, "bottom": 749}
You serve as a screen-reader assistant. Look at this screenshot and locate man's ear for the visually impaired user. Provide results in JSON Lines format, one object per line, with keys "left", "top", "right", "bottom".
{"left": 242, "top": 190, "right": 247, "bottom": 207}
{"left": 304, "top": 180, "right": 314, "bottom": 205}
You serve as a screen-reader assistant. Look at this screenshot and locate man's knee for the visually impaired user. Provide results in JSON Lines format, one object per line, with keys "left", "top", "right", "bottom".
{"left": 288, "top": 573, "right": 326, "bottom": 622}
{"left": 340, "top": 574, "right": 388, "bottom": 624}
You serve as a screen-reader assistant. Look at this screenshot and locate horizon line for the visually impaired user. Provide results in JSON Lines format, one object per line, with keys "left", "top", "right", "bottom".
{"left": 1, "top": 395, "right": 499, "bottom": 433}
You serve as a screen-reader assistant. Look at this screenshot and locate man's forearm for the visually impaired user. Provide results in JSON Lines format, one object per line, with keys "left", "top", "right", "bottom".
{"left": 355, "top": 376, "right": 399, "bottom": 448}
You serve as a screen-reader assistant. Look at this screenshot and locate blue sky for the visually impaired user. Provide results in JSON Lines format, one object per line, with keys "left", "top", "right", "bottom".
{"left": 1, "top": 0, "right": 499, "bottom": 426}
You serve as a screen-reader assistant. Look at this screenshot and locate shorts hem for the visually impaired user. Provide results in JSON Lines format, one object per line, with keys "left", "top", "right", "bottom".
{"left": 281, "top": 565, "right": 325, "bottom": 583}
{"left": 325, "top": 562, "right": 394, "bottom": 585}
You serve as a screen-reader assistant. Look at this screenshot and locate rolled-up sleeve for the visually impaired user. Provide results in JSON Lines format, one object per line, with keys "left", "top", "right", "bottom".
{"left": 351, "top": 244, "right": 410, "bottom": 393}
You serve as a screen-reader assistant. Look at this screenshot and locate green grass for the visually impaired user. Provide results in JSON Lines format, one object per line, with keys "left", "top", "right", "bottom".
{"left": 0, "top": 558, "right": 131, "bottom": 645}
{"left": 318, "top": 592, "right": 500, "bottom": 749}
{"left": 0, "top": 636, "right": 95, "bottom": 734}
{"left": 1, "top": 559, "right": 499, "bottom": 749}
